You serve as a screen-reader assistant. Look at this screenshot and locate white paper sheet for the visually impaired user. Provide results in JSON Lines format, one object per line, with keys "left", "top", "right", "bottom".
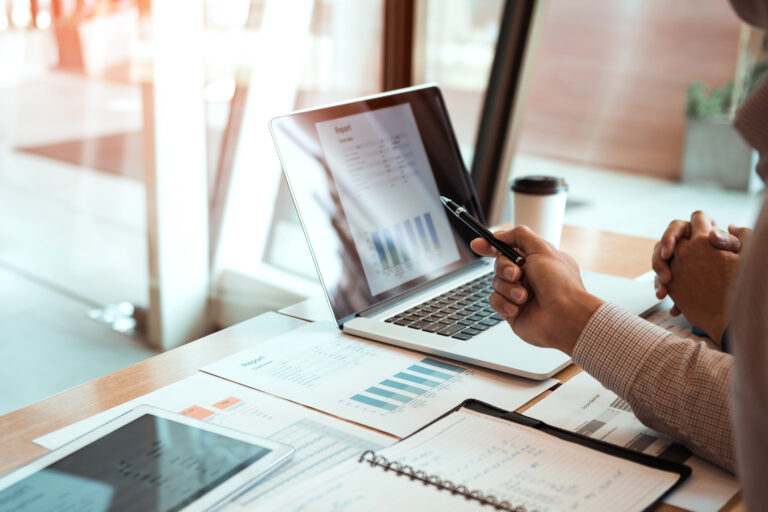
{"left": 201, "top": 322, "right": 556, "bottom": 438}
{"left": 261, "top": 408, "right": 680, "bottom": 512}
{"left": 525, "top": 372, "right": 740, "bottom": 512}
{"left": 644, "top": 305, "right": 719, "bottom": 349}
{"left": 34, "top": 373, "right": 395, "bottom": 506}
{"left": 251, "top": 460, "right": 485, "bottom": 511}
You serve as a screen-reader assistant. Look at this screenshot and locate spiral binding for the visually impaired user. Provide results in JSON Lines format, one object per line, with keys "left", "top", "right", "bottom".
{"left": 358, "top": 450, "right": 537, "bottom": 512}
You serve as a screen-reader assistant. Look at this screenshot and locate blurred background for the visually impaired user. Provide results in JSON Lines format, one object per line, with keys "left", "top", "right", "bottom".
{"left": 0, "top": 0, "right": 765, "bottom": 414}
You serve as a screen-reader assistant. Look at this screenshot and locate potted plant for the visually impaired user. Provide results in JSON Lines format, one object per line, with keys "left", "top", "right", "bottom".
{"left": 681, "top": 28, "right": 767, "bottom": 192}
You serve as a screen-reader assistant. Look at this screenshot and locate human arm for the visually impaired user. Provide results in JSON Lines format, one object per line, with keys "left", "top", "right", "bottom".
{"left": 576, "top": 304, "right": 735, "bottom": 472}
{"left": 472, "top": 227, "right": 736, "bottom": 471}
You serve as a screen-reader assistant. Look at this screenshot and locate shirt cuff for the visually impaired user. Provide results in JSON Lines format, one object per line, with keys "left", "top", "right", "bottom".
{"left": 572, "top": 303, "right": 675, "bottom": 399}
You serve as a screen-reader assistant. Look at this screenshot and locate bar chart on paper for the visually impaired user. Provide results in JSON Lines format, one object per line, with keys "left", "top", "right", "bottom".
{"left": 526, "top": 372, "right": 685, "bottom": 460}
{"left": 201, "top": 323, "right": 556, "bottom": 437}
{"left": 368, "top": 212, "right": 442, "bottom": 272}
{"left": 349, "top": 357, "right": 467, "bottom": 413}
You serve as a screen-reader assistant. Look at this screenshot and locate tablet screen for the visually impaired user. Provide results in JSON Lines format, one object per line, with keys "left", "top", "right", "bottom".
{"left": 0, "top": 414, "right": 272, "bottom": 511}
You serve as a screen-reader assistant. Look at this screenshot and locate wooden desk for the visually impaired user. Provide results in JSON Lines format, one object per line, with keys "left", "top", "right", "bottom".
{"left": 0, "top": 226, "right": 742, "bottom": 511}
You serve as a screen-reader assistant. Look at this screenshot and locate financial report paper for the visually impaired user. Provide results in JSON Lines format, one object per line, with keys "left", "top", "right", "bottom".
{"left": 201, "top": 321, "right": 556, "bottom": 437}
{"left": 525, "top": 371, "right": 739, "bottom": 512}
{"left": 34, "top": 373, "right": 395, "bottom": 506}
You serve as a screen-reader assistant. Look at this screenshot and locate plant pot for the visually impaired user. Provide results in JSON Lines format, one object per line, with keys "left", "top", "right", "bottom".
{"left": 681, "top": 117, "right": 762, "bottom": 193}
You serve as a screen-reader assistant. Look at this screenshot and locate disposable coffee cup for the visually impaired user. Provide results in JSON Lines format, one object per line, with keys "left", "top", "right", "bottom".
{"left": 510, "top": 176, "right": 568, "bottom": 248}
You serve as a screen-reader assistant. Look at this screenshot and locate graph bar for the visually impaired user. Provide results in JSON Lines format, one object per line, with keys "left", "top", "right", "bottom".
{"left": 380, "top": 379, "right": 427, "bottom": 395}
{"left": 350, "top": 394, "right": 398, "bottom": 411}
{"left": 413, "top": 216, "right": 431, "bottom": 252}
{"left": 421, "top": 358, "right": 465, "bottom": 373}
{"left": 424, "top": 212, "right": 440, "bottom": 249}
{"left": 382, "top": 228, "right": 401, "bottom": 266}
{"left": 371, "top": 231, "right": 389, "bottom": 269}
{"left": 408, "top": 364, "right": 453, "bottom": 381}
{"left": 576, "top": 419, "right": 606, "bottom": 437}
{"left": 626, "top": 433, "right": 658, "bottom": 453}
{"left": 403, "top": 219, "right": 419, "bottom": 255}
{"left": 394, "top": 372, "right": 440, "bottom": 388}
{"left": 610, "top": 397, "right": 633, "bottom": 412}
{"left": 366, "top": 386, "right": 413, "bottom": 404}
{"left": 394, "top": 224, "right": 410, "bottom": 262}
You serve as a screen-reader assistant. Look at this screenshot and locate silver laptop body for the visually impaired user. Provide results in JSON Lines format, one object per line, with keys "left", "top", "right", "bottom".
{"left": 270, "top": 85, "right": 657, "bottom": 380}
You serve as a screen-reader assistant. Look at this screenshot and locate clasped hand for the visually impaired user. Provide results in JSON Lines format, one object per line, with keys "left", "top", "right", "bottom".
{"left": 651, "top": 211, "right": 751, "bottom": 343}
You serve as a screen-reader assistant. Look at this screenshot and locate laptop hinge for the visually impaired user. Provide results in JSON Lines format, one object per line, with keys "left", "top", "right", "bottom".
{"left": 354, "top": 259, "right": 488, "bottom": 320}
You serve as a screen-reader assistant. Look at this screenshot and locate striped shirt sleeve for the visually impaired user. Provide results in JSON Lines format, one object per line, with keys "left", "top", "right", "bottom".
{"left": 573, "top": 303, "right": 736, "bottom": 472}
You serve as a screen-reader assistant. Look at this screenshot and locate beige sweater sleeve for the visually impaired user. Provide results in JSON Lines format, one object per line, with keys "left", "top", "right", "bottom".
{"left": 731, "top": 197, "right": 768, "bottom": 510}
{"left": 573, "top": 303, "right": 735, "bottom": 472}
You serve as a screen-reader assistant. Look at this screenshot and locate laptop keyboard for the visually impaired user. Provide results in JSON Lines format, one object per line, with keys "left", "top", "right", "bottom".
{"left": 384, "top": 272, "right": 504, "bottom": 341}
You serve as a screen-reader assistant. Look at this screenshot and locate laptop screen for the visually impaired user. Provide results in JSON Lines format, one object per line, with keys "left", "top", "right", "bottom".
{"left": 271, "top": 86, "right": 483, "bottom": 324}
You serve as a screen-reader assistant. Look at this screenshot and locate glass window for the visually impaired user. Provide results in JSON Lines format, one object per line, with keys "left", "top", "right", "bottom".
{"left": 419, "top": 0, "right": 504, "bottom": 167}
{"left": 0, "top": 0, "right": 156, "bottom": 413}
{"left": 419, "top": 0, "right": 764, "bottom": 241}
{"left": 212, "top": 0, "right": 384, "bottom": 324}
{"left": 515, "top": 0, "right": 765, "bottom": 239}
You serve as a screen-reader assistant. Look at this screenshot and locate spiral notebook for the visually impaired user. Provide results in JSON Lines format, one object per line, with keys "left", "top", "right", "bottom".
{"left": 258, "top": 399, "right": 690, "bottom": 511}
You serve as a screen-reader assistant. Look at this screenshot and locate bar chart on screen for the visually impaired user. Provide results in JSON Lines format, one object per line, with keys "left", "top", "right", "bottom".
{"left": 315, "top": 103, "right": 460, "bottom": 296}
{"left": 368, "top": 212, "right": 442, "bottom": 273}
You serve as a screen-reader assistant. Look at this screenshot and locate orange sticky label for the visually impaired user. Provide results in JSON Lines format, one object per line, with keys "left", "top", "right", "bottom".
{"left": 179, "top": 405, "right": 215, "bottom": 420}
{"left": 212, "top": 397, "right": 241, "bottom": 410}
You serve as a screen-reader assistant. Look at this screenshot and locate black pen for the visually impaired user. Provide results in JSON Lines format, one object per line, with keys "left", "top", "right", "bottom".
{"left": 440, "top": 195, "right": 525, "bottom": 267}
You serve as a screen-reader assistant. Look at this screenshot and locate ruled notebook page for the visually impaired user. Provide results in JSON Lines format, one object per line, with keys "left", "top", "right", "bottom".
{"left": 380, "top": 408, "right": 679, "bottom": 512}
{"left": 250, "top": 460, "right": 486, "bottom": 511}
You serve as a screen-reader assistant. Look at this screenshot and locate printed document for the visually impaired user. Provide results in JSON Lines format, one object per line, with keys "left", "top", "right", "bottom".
{"left": 34, "top": 373, "right": 395, "bottom": 506}
{"left": 525, "top": 372, "right": 739, "bottom": 512}
{"left": 259, "top": 408, "right": 679, "bottom": 512}
{"left": 201, "top": 321, "right": 556, "bottom": 437}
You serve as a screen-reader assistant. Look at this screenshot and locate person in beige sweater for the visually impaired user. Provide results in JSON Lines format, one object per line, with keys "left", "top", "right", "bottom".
{"left": 472, "top": 0, "right": 768, "bottom": 508}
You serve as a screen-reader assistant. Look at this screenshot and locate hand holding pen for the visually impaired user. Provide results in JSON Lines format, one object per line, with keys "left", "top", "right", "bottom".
{"left": 450, "top": 194, "right": 605, "bottom": 356}
{"left": 440, "top": 196, "right": 526, "bottom": 266}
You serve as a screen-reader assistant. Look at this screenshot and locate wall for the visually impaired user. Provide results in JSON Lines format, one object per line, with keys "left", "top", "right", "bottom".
{"left": 519, "top": 0, "right": 741, "bottom": 179}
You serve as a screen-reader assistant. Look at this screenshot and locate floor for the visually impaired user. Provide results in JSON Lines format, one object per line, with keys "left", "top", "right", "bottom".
{"left": 0, "top": 264, "right": 154, "bottom": 415}
{"left": 0, "top": 69, "right": 156, "bottom": 416}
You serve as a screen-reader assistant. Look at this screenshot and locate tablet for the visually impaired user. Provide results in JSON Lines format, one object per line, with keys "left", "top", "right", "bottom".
{"left": 0, "top": 405, "right": 294, "bottom": 511}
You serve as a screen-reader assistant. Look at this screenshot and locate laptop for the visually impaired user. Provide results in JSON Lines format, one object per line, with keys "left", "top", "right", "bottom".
{"left": 270, "top": 84, "right": 658, "bottom": 380}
